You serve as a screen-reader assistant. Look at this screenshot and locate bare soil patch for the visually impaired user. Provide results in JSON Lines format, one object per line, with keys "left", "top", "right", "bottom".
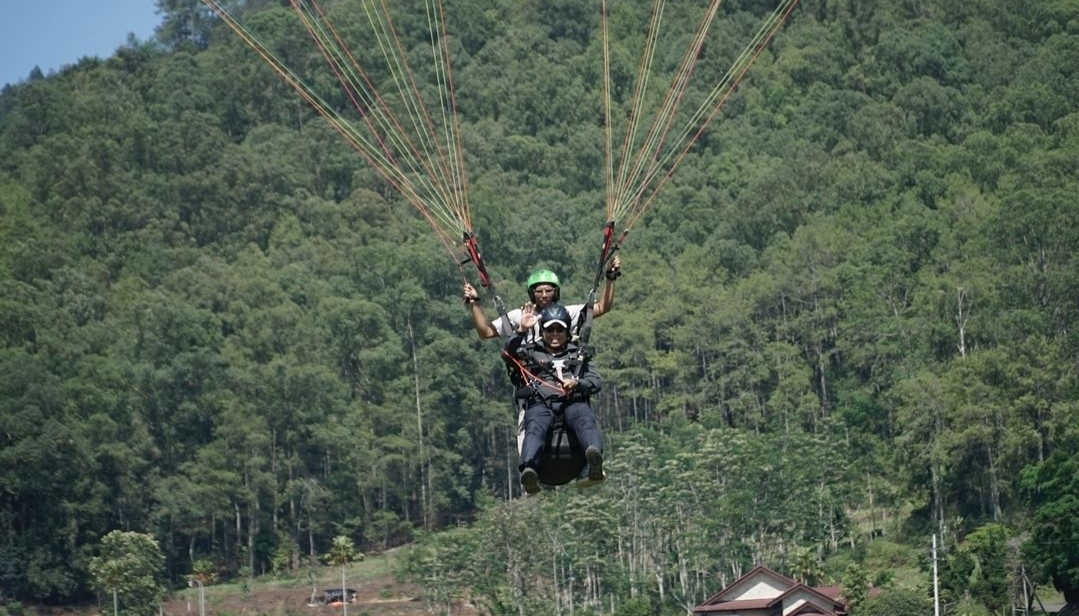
{"left": 24, "top": 552, "right": 477, "bottom": 616}
{"left": 163, "top": 550, "right": 458, "bottom": 616}
{"left": 160, "top": 573, "right": 433, "bottom": 616}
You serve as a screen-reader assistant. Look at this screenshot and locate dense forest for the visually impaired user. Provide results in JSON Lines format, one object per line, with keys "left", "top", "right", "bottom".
{"left": 2, "top": 0, "right": 1079, "bottom": 614}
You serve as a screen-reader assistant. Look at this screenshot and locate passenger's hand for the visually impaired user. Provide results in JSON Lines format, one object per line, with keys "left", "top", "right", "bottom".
{"left": 519, "top": 303, "right": 538, "bottom": 332}
{"left": 560, "top": 377, "right": 578, "bottom": 390}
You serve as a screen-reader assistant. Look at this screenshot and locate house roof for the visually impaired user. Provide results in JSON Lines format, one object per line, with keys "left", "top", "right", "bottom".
{"left": 772, "top": 583, "right": 843, "bottom": 609}
{"left": 698, "top": 565, "right": 801, "bottom": 606}
{"left": 695, "top": 598, "right": 774, "bottom": 612}
{"left": 693, "top": 566, "right": 847, "bottom": 616}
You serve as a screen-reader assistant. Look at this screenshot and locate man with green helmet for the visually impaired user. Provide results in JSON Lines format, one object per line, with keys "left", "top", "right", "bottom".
{"left": 462, "top": 255, "right": 621, "bottom": 343}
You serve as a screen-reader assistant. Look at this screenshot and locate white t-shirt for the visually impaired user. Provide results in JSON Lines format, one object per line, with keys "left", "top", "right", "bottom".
{"left": 492, "top": 303, "right": 586, "bottom": 345}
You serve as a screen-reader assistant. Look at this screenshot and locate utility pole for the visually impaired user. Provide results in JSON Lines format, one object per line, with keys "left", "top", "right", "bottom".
{"left": 1022, "top": 564, "right": 1050, "bottom": 615}
{"left": 1021, "top": 564, "right": 1030, "bottom": 615}
{"left": 932, "top": 534, "right": 941, "bottom": 616}
{"left": 342, "top": 564, "right": 348, "bottom": 616}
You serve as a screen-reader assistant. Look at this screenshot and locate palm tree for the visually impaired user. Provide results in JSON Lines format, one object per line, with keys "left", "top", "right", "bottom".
{"left": 91, "top": 556, "right": 131, "bottom": 616}
{"left": 327, "top": 536, "right": 359, "bottom": 616}
{"left": 190, "top": 559, "right": 217, "bottom": 616}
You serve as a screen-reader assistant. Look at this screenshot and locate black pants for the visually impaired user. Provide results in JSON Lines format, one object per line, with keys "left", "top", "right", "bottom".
{"left": 519, "top": 400, "right": 603, "bottom": 471}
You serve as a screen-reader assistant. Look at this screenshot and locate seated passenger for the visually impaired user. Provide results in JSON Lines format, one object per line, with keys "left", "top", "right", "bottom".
{"left": 502, "top": 303, "right": 605, "bottom": 495}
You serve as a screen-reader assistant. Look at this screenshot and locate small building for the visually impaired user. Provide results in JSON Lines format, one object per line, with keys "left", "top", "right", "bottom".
{"left": 693, "top": 566, "right": 847, "bottom": 616}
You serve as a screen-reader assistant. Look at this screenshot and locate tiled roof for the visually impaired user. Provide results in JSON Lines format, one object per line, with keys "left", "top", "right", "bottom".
{"left": 695, "top": 597, "right": 774, "bottom": 612}
{"left": 814, "top": 586, "right": 841, "bottom": 600}
{"left": 771, "top": 583, "right": 843, "bottom": 607}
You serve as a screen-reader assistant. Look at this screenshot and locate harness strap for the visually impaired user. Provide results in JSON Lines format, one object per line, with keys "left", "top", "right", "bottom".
{"left": 462, "top": 231, "right": 514, "bottom": 337}
{"left": 502, "top": 348, "right": 569, "bottom": 399}
{"left": 573, "top": 221, "right": 621, "bottom": 377}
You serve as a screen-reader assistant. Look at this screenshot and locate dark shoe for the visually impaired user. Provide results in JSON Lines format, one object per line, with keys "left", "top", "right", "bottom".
{"left": 520, "top": 467, "right": 541, "bottom": 495}
{"left": 585, "top": 447, "right": 604, "bottom": 482}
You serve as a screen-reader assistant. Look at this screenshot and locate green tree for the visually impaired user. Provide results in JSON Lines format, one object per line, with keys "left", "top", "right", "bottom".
{"left": 88, "top": 531, "right": 166, "bottom": 616}
{"left": 1022, "top": 451, "right": 1079, "bottom": 603}
{"left": 855, "top": 587, "right": 932, "bottom": 616}
{"left": 154, "top": 0, "right": 216, "bottom": 49}
{"left": 839, "top": 563, "right": 870, "bottom": 614}
{"left": 962, "top": 523, "right": 1012, "bottom": 612}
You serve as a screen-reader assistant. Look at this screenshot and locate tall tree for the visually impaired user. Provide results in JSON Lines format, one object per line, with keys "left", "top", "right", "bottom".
{"left": 1023, "top": 451, "right": 1079, "bottom": 603}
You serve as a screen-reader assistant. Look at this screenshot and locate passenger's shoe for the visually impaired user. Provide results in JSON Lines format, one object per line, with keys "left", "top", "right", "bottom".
{"left": 575, "top": 471, "right": 607, "bottom": 489}
{"left": 585, "top": 447, "right": 605, "bottom": 483}
{"left": 520, "top": 467, "right": 541, "bottom": 495}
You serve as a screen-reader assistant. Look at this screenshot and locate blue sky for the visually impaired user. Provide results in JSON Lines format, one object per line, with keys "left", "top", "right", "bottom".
{"left": 1, "top": 1, "right": 162, "bottom": 87}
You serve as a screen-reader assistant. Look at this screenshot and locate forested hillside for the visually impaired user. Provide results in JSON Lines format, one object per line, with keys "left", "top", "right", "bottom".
{"left": 2, "top": 0, "right": 1079, "bottom": 614}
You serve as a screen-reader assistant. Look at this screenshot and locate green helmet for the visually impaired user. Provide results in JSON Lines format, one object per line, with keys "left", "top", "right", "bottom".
{"left": 527, "top": 269, "right": 560, "bottom": 289}
{"left": 526, "top": 269, "right": 561, "bottom": 303}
